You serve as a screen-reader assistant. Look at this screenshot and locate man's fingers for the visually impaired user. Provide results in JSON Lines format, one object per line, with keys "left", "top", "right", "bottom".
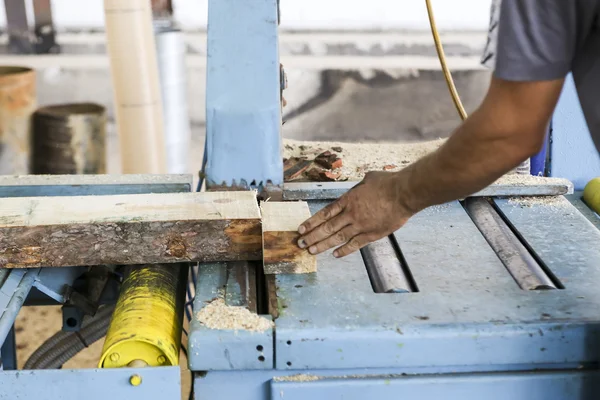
{"left": 298, "top": 213, "right": 351, "bottom": 250}
{"left": 333, "top": 234, "right": 375, "bottom": 258}
{"left": 305, "top": 225, "right": 358, "bottom": 255}
{"left": 298, "top": 198, "right": 345, "bottom": 235}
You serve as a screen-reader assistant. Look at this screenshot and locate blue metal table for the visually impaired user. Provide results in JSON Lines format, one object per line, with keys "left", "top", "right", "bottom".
{"left": 191, "top": 193, "right": 600, "bottom": 400}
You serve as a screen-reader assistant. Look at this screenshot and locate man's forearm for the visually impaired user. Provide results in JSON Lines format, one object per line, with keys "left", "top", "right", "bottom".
{"left": 396, "top": 106, "right": 542, "bottom": 214}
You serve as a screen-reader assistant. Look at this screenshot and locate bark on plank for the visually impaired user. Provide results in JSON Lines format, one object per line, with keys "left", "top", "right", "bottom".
{"left": 261, "top": 201, "right": 316, "bottom": 275}
{"left": 0, "top": 191, "right": 262, "bottom": 268}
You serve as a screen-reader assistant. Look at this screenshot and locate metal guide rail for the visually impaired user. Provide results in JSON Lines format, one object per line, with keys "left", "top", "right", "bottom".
{"left": 191, "top": 187, "right": 600, "bottom": 400}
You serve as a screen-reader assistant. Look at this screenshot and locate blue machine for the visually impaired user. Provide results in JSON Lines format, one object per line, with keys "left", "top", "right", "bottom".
{"left": 2, "top": 0, "right": 600, "bottom": 399}
{"left": 188, "top": 193, "right": 600, "bottom": 400}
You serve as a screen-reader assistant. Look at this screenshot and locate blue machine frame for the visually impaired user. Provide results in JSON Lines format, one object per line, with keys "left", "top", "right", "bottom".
{"left": 204, "top": 0, "right": 283, "bottom": 189}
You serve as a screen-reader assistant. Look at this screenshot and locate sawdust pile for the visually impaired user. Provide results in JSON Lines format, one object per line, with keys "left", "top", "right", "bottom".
{"left": 196, "top": 298, "right": 274, "bottom": 332}
{"left": 494, "top": 174, "right": 572, "bottom": 188}
{"left": 283, "top": 138, "right": 445, "bottom": 181}
{"left": 283, "top": 139, "right": 573, "bottom": 190}
{"left": 274, "top": 374, "right": 321, "bottom": 382}
{"left": 508, "top": 196, "right": 571, "bottom": 209}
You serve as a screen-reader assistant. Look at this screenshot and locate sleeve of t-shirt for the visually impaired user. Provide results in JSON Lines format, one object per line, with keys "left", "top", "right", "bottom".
{"left": 494, "top": 0, "right": 578, "bottom": 81}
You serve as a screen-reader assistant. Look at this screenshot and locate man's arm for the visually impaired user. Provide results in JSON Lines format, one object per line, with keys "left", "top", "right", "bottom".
{"left": 296, "top": 76, "right": 565, "bottom": 258}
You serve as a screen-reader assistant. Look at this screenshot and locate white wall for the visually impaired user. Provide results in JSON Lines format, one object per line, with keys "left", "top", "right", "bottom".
{"left": 0, "top": 0, "right": 492, "bottom": 31}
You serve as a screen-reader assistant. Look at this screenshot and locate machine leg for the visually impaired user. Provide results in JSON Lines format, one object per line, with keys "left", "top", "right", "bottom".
{"left": 0, "top": 326, "right": 17, "bottom": 370}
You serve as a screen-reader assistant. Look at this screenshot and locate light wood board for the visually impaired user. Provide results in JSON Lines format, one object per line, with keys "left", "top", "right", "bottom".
{"left": 261, "top": 201, "right": 316, "bottom": 275}
{"left": 0, "top": 191, "right": 261, "bottom": 268}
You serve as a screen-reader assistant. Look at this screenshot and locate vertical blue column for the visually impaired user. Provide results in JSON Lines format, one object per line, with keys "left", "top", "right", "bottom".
{"left": 205, "top": 0, "right": 283, "bottom": 189}
{"left": 550, "top": 74, "right": 600, "bottom": 190}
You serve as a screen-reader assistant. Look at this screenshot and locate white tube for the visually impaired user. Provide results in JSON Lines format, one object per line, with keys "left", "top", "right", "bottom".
{"left": 103, "top": 0, "right": 166, "bottom": 174}
{"left": 155, "top": 27, "right": 191, "bottom": 174}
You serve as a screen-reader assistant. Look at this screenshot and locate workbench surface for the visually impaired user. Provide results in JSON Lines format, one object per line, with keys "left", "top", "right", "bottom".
{"left": 190, "top": 195, "right": 600, "bottom": 372}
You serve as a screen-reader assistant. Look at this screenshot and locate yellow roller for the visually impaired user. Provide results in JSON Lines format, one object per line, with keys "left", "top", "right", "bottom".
{"left": 583, "top": 178, "right": 600, "bottom": 214}
{"left": 99, "top": 264, "right": 186, "bottom": 368}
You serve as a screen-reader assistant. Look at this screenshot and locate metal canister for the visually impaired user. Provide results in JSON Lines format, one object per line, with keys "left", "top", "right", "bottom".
{"left": 0, "top": 66, "right": 36, "bottom": 175}
{"left": 32, "top": 103, "right": 106, "bottom": 175}
{"left": 99, "top": 264, "right": 186, "bottom": 368}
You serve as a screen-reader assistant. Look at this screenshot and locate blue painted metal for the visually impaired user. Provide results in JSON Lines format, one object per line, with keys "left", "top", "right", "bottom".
{"left": 0, "top": 366, "right": 180, "bottom": 399}
{"left": 283, "top": 180, "right": 572, "bottom": 201}
{"left": 0, "top": 174, "right": 192, "bottom": 197}
{"left": 33, "top": 267, "right": 87, "bottom": 304}
{"left": 205, "top": 0, "right": 283, "bottom": 188}
{"left": 191, "top": 198, "right": 600, "bottom": 373}
{"left": 195, "top": 368, "right": 600, "bottom": 400}
{"left": 269, "top": 200, "right": 600, "bottom": 370}
{"left": 530, "top": 124, "right": 549, "bottom": 176}
{"left": 0, "top": 269, "right": 39, "bottom": 347}
{"left": 550, "top": 74, "right": 600, "bottom": 190}
{"left": 0, "top": 327, "right": 17, "bottom": 370}
{"left": 270, "top": 370, "right": 600, "bottom": 400}
{"left": 567, "top": 193, "right": 600, "bottom": 230}
{"left": 188, "top": 263, "right": 273, "bottom": 371}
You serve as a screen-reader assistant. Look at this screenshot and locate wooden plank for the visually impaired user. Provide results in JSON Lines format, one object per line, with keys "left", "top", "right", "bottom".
{"left": 261, "top": 201, "right": 316, "bottom": 275}
{"left": 0, "top": 191, "right": 261, "bottom": 268}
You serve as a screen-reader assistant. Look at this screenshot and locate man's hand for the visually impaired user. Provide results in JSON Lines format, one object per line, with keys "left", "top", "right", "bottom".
{"left": 297, "top": 171, "right": 414, "bottom": 258}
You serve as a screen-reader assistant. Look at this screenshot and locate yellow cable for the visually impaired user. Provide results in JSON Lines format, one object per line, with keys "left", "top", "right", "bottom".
{"left": 425, "top": 0, "right": 468, "bottom": 121}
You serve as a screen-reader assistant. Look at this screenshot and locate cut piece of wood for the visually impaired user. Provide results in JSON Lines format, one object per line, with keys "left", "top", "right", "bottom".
{"left": 0, "top": 191, "right": 261, "bottom": 268}
{"left": 261, "top": 201, "right": 316, "bottom": 275}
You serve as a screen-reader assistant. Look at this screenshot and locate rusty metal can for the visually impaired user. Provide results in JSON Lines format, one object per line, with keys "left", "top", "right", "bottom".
{"left": 32, "top": 103, "right": 106, "bottom": 174}
{"left": 0, "top": 66, "right": 36, "bottom": 175}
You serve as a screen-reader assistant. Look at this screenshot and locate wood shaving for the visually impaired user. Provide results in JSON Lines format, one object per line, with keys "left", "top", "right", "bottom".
{"left": 508, "top": 196, "right": 570, "bottom": 208}
{"left": 274, "top": 374, "right": 321, "bottom": 382}
{"left": 196, "top": 298, "right": 274, "bottom": 332}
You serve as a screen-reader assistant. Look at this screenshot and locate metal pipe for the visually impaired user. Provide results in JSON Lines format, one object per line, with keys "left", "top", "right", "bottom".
{"left": 103, "top": 0, "right": 167, "bottom": 174}
{"left": 32, "top": 103, "right": 107, "bottom": 174}
{"left": 0, "top": 66, "right": 36, "bottom": 174}
{"left": 464, "top": 198, "right": 556, "bottom": 290}
{"left": 155, "top": 27, "right": 191, "bottom": 174}
{"left": 361, "top": 236, "right": 414, "bottom": 294}
{"left": 0, "top": 326, "right": 17, "bottom": 370}
{"left": 0, "top": 270, "right": 37, "bottom": 347}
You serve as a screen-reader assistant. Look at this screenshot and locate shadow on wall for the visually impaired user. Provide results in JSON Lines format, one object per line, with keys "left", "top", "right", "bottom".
{"left": 282, "top": 69, "right": 492, "bottom": 143}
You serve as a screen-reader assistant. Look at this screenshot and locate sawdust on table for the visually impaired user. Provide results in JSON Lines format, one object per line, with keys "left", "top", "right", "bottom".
{"left": 493, "top": 174, "right": 572, "bottom": 188}
{"left": 274, "top": 374, "right": 321, "bottom": 382}
{"left": 283, "top": 138, "right": 445, "bottom": 181}
{"left": 283, "top": 139, "right": 572, "bottom": 189}
{"left": 196, "top": 298, "right": 274, "bottom": 332}
{"left": 507, "top": 196, "right": 571, "bottom": 209}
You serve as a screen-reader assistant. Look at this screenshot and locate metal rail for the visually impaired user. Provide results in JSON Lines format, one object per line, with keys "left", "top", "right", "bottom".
{"left": 464, "top": 198, "right": 557, "bottom": 290}
{"left": 361, "top": 236, "right": 415, "bottom": 294}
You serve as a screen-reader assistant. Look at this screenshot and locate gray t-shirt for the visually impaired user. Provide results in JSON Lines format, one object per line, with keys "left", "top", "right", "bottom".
{"left": 492, "top": 0, "right": 600, "bottom": 153}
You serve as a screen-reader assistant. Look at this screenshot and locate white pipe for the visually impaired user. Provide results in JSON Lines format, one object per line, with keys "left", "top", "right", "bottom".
{"left": 155, "top": 27, "right": 191, "bottom": 174}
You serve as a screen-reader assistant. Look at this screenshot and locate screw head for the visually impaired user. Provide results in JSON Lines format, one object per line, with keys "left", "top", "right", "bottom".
{"left": 129, "top": 374, "right": 142, "bottom": 387}
{"left": 157, "top": 355, "right": 167, "bottom": 365}
{"left": 109, "top": 353, "right": 120, "bottom": 362}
